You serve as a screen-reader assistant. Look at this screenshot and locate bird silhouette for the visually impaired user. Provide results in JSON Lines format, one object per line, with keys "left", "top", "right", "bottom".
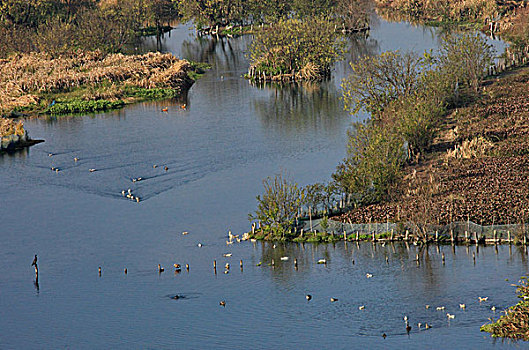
{"left": 31, "top": 254, "right": 37, "bottom": 267}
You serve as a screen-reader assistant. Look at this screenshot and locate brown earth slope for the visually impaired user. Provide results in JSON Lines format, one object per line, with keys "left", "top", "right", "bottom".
{"left": 337, "top": 66, "right": 529, "bottom": 226}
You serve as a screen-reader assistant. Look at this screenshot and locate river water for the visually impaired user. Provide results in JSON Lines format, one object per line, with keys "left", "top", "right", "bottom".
{"left": 1, "top": 17, "right": 523, "bottom": 349}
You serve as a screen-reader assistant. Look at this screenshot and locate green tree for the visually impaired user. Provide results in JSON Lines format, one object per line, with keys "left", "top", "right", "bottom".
{"left": 333, "top": 122, "right": 405, "bottom": 203}
{"left": 250, "top": 173, "right": 305, "bottom": 238}
{"left": 176, "top": 0, "right": 246, "bottom": 28}
{"left": 438, "top": 32, "right": 494, "bottom": 94}
{"left": 249, "top": 16, "right": 345, "bottom": 79}
{"left": 341, "top": 50, "right": 424, "bottom": 117}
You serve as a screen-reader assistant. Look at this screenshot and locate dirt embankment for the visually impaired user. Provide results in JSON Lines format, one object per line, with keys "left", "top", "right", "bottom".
{"left": 337, "top": 66, "right": 529, "bottom": 226}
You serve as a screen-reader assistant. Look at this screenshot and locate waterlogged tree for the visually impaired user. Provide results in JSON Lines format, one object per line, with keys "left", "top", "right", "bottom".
{"left": 176, "top": 0, "right": 247, "bottom": 28}
{"left": 249, "top": 16, "right": 346, "bottom": 79}
{"left": 335, "top": 0, "right": 371, "bottom": 30}
{"left": 250, "top": 173, "right": 305, "bottom": 238}
{"left": 145, "top": 0, "right": 178, "bottom": 32}
{"left": 341, "top": 51, "right": 424, "bottom": 117}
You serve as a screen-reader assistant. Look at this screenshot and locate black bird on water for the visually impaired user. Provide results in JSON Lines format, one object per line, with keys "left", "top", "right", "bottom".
{"left": 31, "top": 255, "right": 37, "bottom": 267}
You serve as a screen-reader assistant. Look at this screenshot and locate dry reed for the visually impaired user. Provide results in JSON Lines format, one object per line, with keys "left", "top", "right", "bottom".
{"left": 0, "top": 51, "right": 192, "bottom": 114}
{"left": 445, "top": 135, "right": 494, "bottom": 160}
{"left": 0, "top": 119, "right": 25, "bottom": 137}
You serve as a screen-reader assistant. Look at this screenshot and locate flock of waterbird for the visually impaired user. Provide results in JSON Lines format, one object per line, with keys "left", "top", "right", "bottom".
{"left": 45, "top": 151, "right": 174, "bottom": 203}
{"left": 30, "top": 228, "right": 501, "bottom": 338}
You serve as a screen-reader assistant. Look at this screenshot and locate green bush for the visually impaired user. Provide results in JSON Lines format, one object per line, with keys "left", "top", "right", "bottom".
{"left": 47, "top": 99, "right": 124, "bottom": 114}
{"left": 249, "top": 173, "right": 305, "bottom": 238}
{"left": 341, "top": 51, "right": 424, "bottom": 117}
{"left": 333, "top": 122, "right": 405, "bottom": 204}
{"left": 249, "top": 16, "right": 346, "bottom": 79}
{"left": 438, "top": 32, "right": 494, "bottom": 95}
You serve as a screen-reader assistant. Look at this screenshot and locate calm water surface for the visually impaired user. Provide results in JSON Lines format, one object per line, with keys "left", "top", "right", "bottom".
{"left": 0, "top": 18, "right": 522, "bottom": 349}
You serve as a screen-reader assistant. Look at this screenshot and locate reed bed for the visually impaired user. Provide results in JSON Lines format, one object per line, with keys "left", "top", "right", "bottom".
{"left": 0, "top": 51, "right": 192, "bottom": 114}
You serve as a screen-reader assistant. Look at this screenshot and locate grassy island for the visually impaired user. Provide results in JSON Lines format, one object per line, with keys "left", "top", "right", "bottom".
{"left": 0, "top": 51, "right": 195, "bottom": 116}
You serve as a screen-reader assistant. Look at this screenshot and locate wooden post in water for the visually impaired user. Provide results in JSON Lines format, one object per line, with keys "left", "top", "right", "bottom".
{"left": 391, "top": 229, "right": 394, "bottom": 241}
{"left": 508, "top": 231, "right": 511, "bottom": 244}
{"left": 435, "top": 230, "right": 439, "bottom": 242}
{"left": 240, "top": 260, "right": 243, "bottom": 270}
{"left": 309, "top": 207, "right": 313, "bottom": 233}
{"left": 343, "top": 231, "right": 347, "bottom": 241}
{"left": 405, "top": 230, "right": 409, "bottom": 241}
{"left": 372, "top": 231, "right": 375, "bottom": 242}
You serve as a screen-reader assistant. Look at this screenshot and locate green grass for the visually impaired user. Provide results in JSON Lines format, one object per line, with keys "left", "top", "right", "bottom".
{"left": 188, "top": 61, "right": 212, "bottom": 80}
{"left": 46, "top": 99, "right": 124, "bottom": 114}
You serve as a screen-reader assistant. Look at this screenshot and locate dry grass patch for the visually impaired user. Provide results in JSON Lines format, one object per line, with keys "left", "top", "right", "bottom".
{"left": 0, "top": 51, "right": 193, "bottom": 114}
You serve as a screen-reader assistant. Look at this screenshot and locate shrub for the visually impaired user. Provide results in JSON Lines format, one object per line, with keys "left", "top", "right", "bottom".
{"left": 341, "top": 51, "right": 423, "bottom": 117}
{"left": 249, "top": 173, "right": 305, "bottom": 238}
{"left": 249, "top": 16, "right": 346, "bottom": 79}
{"left": 438, "top": 32, "right": 494, "bottom": 94}
{"left": 333, "top": 122, "right": 405, "bottom": 204}
{"left": 391, "top": 94, "right": 446, "bottom": 157}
